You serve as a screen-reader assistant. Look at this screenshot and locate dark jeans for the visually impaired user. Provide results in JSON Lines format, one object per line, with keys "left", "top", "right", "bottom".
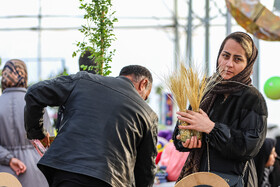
{"left": 38, "top": 165, "right": 111, "bottom": 187}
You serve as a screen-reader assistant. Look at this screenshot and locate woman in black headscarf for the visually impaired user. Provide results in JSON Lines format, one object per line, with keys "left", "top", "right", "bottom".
{"left": 173, "top": 32, "right": 267, "bottom": 187}
{"left": 269, "top": 136, "right": 280, "bottom": 187}
{"left": 254, "top": 138, "right": 277, "bottom": 187}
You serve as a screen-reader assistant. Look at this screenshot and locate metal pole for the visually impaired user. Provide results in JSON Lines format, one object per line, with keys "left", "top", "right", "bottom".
{"left": 37, "top": 0, "right": 42, "bottom": 80}
{"left": 253, "top": 36, "right": 260, "bottom": 89}
{"left": 174, "top": 0, "right": 180, "bottom": 70}
{"left": 226, "top": 9, "right": 232, "bottom": 35}
{"left": 205, "top": 0, "right": 210, "bottom": 75}
{"left": 186, "top": 0, "right": 192, "bottom": 66}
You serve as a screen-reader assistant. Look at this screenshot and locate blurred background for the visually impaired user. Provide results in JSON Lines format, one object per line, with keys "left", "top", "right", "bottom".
{"left": 0, "top": 0, "right": 279, "bottom": 142}
{"left": 1, "top": 0, "right": 280, "bottom": 185}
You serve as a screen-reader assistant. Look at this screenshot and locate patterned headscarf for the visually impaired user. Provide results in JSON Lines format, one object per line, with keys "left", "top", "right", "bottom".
{"left": 177, "top": 32, "right": 258, "bottom": 182}
{"left": 1, "top": 59, "right": 28, "bottom": 91}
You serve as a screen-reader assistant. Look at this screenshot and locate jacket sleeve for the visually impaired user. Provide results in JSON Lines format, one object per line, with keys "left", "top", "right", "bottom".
{"left": 207, "top": 95, "right": 267, "bottom": 161}
{"left": 24, "top": 75, "right": 78, "bottom": 140}
{"left": 0, "top": 146, "right": 13, "bottom": 165}
{"left": 134, "top": 117, "right": 158, "bottom": 187}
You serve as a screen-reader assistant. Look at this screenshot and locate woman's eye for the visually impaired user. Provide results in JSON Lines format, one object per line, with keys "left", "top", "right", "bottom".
{"left": 222, "top": 54, "right": 229, "bottom": 58}
{"left": 235, "top": 58, "right": 242, "bottom": 62}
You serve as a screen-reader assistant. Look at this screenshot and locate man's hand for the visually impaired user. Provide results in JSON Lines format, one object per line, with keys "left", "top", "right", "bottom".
{"left": 9, "top": 158, "right": 27, "bottom": 175}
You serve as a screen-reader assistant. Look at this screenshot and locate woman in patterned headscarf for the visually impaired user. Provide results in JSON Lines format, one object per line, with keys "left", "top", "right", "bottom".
{"left": 1, "top": 59, "right": 28, "bottom": 91}
{"left": 0, "top": 59, "right": 50, "bottom": 187}
{"left": 173, "top": 32, "right": 267, "bottom": 187}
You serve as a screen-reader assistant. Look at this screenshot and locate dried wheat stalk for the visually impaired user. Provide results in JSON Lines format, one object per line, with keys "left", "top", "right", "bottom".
{"left": 164, "top": 62, "right": 221, "bottom": 141}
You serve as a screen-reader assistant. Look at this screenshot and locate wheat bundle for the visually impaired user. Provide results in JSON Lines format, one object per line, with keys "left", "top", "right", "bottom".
{"left": 164, "top": 62, "right": 221, "bottom": 141}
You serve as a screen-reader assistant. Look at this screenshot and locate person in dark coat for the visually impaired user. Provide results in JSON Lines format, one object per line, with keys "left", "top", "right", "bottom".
{"left": 173, "top": 32, "right": 267, "bottom": 187}
{"left": 268, "top": 136, "right": 280, "bottom": 187}
{"left": 254, "top": 138, "right": 277, "bottom": 187}
{"left": 24, "top": 65, "right": 158, "bottom": 187}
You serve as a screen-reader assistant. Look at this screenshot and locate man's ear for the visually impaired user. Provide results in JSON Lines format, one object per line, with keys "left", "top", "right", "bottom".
{"left": 139, "top": 78, "right": 148, "bottom": 91}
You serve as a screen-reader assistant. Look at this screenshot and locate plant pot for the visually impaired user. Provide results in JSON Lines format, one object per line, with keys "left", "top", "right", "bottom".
{"left": 179, "top": 120, "right": 202, "bottom": 142}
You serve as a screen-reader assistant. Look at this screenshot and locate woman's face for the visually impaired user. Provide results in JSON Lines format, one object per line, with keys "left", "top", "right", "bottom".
{"left": 218, "top": 39, "right": 248, "bottom": 80}
{"left": 265, "top": 147, "right": 277, "bottom": 167}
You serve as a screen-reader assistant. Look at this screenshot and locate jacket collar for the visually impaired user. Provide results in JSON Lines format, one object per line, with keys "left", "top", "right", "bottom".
{"left": 116, "top": 76, "right": 135, "bottom": 88}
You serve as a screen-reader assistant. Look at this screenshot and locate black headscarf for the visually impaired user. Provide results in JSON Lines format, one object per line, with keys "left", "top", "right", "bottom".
{"left": 254, "top": 138, "right": 276, "bottom": 187}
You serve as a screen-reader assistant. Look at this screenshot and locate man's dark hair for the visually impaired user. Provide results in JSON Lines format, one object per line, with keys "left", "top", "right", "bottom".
{"left": 79, "top": 50, "right": 97, "bottom": 74}
{"left": 119, "top": 65, "right": 153, "bottom": 84}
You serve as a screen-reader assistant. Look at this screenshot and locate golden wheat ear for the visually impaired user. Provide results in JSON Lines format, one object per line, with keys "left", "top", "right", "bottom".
{"left": 164, "top": 63, "right": 188, "bottom": 112}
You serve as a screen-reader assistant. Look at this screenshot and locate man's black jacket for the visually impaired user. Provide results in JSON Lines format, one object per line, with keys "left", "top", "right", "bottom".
{"left": 24, "top": 71, "right": 158, "bottom": 187}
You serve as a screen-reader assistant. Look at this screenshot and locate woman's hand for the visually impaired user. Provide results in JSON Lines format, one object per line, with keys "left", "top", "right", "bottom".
{"left": 176, "top": 134, "right": 202, "bottom": 148}
{"left": 9, "top": 158, "right": 27, "bottom": 175}
{"left": 177, "top": 109, "right": 215, "bottom": 134}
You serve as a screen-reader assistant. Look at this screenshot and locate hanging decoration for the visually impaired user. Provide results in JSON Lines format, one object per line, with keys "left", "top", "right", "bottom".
{"left": 226, "top": 0, "right": 280, "bottom": 41}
